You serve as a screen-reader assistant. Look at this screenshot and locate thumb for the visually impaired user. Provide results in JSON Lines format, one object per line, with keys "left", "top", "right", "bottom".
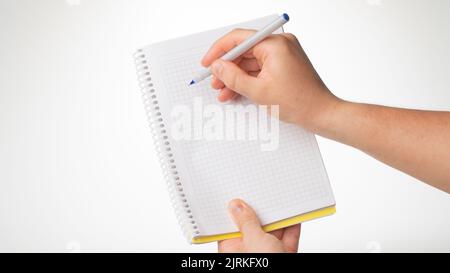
{"left": 211, "top": 60, "right": 261, "bottom": 98}
{"left": 228, "top": 199, "right": 265, "bottom": 241}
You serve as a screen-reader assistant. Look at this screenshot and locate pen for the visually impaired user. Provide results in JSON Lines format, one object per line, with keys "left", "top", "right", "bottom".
{"left": 189, "top": 13, "right": 290, "bottom": 86}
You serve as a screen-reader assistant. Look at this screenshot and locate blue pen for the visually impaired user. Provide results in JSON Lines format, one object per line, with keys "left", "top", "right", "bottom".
{"left": 189, "top": 13, "right": 289, "bottom": 86}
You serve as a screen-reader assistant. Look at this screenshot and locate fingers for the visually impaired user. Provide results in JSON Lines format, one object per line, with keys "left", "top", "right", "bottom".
{"left": 280, "top": 33, "right": 299, "bottom": 44}
{"left": 281, "top": 224, "right": 301, "bottom": 253}
{"left": 218, "top": 87, "right": 237, "bottom": 102}
{"left": 201, "top": 29, "right": 257, "bottom": 67}
{"left": 212, "top": 58, "right": 260, "bottom": 102}
{"left": 218, "top": 238, "right": 244, "bottom": 253}
{"left": 203, "top": 30, "right": 299, "bottom": 103}
{"left": 210, "top": 59, "right": 262, "bottom": 99}
{"left": 202, "top": 30, "right": 298, "bottom": 69}
{"left": 228, "top": 199, "right": 265, "bottom": 242}
{"left": 269, "top": 229, "right": 285, "bottom": 240}
{"left": 211, "top": 76, "right": 225, "bottom": 90}
{"left": 211, "top": 58, "right": 259, "bottom": 90}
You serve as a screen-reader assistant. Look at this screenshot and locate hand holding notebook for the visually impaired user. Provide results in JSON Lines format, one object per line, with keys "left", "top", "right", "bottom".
{"left": 218, "top": 199, "right": 301, "bottom": 253}
{"left": 134, "top": 14, "right": 336, "bottom": 244}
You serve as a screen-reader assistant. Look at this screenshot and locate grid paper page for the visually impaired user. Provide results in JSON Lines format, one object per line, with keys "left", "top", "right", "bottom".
{"left": 145, "top": 16, "right": 335, "bottom": 236}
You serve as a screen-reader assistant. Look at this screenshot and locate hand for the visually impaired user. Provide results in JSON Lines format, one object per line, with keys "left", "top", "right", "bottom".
{"left": 218, "top": 199, "right": 301, "bottom": 253}
{"left": 201, "top": 29, "right": 340, "bottom": 131}
{"left": 202, "top": 29, "right": 450, "bottom": 192}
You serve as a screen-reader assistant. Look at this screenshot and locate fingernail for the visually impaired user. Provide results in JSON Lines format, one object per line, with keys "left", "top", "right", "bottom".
{"left": 211, "top": 61, "right": 223, "bottom": 76}
{"left": 228, "top": 200, "right": 244, "bottom": 215}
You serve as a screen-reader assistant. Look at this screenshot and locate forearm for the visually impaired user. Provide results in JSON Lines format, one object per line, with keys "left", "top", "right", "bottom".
{"left": 203, "top": 29, "right": 449, "bottom": 192}
{"left": 313, "top": 99, "right": 450, "bottom": 193}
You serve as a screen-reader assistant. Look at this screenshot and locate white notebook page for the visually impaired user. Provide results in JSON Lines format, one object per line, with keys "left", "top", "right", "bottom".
{"left": 142, "top": 15, "right": 335, "bottom": 236}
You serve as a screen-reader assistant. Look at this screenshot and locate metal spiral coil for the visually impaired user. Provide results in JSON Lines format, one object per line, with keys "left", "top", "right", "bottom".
{"left": 134, "top": 49, "right": 199, "bottom": 241}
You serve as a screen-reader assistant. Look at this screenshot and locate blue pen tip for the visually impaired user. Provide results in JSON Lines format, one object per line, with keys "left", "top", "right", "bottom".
{"left": 282, "top": 13, "right": 289, "bottom": 21}
{"left": 189, "top": 80, "right": 195, "bottom": 86}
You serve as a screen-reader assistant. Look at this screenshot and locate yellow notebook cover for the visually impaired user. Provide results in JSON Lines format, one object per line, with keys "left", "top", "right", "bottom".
{"left": 192, "top": 206, "right": 336, "bottom": 244}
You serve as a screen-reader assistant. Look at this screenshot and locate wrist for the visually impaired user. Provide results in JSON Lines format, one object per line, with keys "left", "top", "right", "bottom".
{"left": 301, "top": 92, "right": 347, "bottom": 136}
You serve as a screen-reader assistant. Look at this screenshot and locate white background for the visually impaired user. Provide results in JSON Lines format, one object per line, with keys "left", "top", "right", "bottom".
{"left": 0, "top": 0, "right": 449, "bottom": 252}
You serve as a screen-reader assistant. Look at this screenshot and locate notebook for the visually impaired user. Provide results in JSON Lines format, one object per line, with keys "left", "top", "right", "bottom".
{"left": 134, "top": 15, "right": 336, "bottom": 244}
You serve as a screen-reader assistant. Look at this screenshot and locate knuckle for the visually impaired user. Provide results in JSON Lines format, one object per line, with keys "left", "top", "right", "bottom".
{"left": 280, "top": 34, "right": 291, "bottom": 44}
{"left": 275, "top": 35, "right": 290, "bottom": 46}
{"left": 284, "top": 33, "right": 298, "bottom": 43}
{"left": 275, "top": 36, "right": 294, "bottom": 52}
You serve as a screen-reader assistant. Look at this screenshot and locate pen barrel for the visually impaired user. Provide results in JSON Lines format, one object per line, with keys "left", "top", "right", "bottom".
{"left": 190, "top": 14, "right": 289, "bottom": 85}
{"left": 192, "top": 68, "right": 212, "bottom": 84}
{"left": 221, "top": 15, "right": 288, "bottom": 61}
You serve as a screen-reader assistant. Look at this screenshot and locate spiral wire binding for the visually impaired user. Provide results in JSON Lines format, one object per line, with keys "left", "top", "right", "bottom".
{"left": 134, "top": 49, "right": 200, "bottom": 242}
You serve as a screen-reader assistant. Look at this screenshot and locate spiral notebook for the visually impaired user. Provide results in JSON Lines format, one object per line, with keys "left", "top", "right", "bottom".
{"left": 134, "top": 15, "right": 336, "bottom": 244}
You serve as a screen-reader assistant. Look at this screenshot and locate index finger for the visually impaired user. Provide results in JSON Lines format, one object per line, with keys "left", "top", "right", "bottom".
{"left": 201, "top": 28, "right": 256, "bottom": 67}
